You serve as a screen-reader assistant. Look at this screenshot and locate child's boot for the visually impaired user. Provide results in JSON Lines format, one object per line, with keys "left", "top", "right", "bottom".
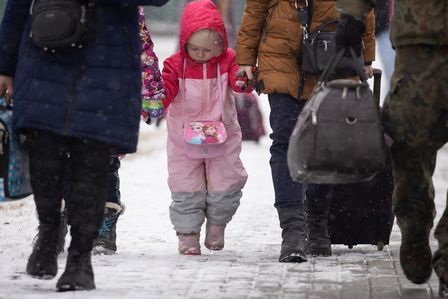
{"left": 204, "top": 222, "right": 225, "bottom": 250}
{"left": 93, "top": 202, "right": 125, "bottom": 255}
{"left": 177, "top": 232, "right": 201, "bottom": 255}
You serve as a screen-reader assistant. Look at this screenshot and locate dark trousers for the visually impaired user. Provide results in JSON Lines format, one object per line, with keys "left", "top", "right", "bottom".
{"left": 27, "top": 129, "right": 111, "bottom": 252}
{"left": 107, "top": 156, "right": 121, "bottom": 205}
{"left": 268, "top": 93, "right": 332, "bottom": 208}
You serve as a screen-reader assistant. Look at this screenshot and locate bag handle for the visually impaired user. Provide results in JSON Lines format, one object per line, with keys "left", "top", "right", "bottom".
{"left": 318, "top": 48, "right": 367, "bottom": 83}
{"left": 311, "top": 19, "right": 338, "bottom": 34}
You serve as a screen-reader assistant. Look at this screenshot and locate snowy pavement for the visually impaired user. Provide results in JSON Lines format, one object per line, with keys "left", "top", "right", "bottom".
{"left": 1, "top": 37, "right": 447, "bottom": 298}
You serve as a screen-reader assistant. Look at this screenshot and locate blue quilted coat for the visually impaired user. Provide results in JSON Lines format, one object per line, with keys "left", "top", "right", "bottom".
{"left": 0, "top": 0, "right": 168, "bottom": 153}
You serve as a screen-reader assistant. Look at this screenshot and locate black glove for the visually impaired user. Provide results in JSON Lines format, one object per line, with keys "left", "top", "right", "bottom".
{"left": 334, "top": 14, "right": 366, "bottom": 57}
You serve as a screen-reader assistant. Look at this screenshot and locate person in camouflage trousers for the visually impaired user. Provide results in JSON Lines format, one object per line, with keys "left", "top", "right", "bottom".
{"left": 333, "top": 0, "right": 448, "bottom": 296}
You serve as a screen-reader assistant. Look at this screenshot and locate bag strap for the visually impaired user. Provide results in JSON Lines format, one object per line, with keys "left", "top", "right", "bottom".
{"left": 312, "top": 19, "right": 338, "bottom": 34}
{"left": 181, "top": 60, "right": 226, "bottom": 122}
{"left": 295, "top": 0, "right": 313, "bottom": 38}
{"left": 318, "top": 48, "right": 367, "bottom": 83}
{"left": 295, "top": 0, "right": 313, "bottom": 99}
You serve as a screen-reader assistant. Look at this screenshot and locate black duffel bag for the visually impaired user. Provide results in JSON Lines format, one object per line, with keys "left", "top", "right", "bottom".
{"left": 287, "top": 49, "right": 387, "bottom": 184}
{"left": 29, "top": 0, "right": 93, "bottom": 49}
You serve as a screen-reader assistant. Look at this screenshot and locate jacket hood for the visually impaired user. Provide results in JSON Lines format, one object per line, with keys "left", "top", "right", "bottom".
{"left": 179, "top": 0, "right": 228, "bottom": 61}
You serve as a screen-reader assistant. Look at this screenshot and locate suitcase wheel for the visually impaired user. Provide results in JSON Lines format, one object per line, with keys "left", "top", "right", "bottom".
{"left": 348, "top": 245, "right": 353, "bottom": 249}
{"left": 377, "top": 241, "right": 385, "bottom": 251}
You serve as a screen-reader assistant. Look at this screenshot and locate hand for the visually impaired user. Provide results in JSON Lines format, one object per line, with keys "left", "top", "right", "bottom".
{"left": 334, "top": 14, "right": 366, "bottom": 57}
{"left": 0, "top": 75, "right": 14, "bottom": 104}
{"left": 236, "top": 65, "right": 257, "bottom": 90}
{"left": 141, "top": 98, "right": 164, "bottom": 125}
{"left": 364, "top": 65, "right": 373, "bottom": 78}
{"left": 237, "top": 65, "right": 254, "bottom": 81}
{"left": 141, "top": 110, "right": 159, "bottom": 125}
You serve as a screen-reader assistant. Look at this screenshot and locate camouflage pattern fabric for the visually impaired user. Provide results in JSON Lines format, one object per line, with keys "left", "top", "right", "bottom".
{"left": 336, "top": 0, "right": 448, "bottom": 47}
{"left": 381, "top": 45, "right": 448, "bottom": 277}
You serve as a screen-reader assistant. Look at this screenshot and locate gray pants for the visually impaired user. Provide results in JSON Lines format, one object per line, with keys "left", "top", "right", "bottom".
{"left": 169, "top": 190, "right": 242, "bottom": 233}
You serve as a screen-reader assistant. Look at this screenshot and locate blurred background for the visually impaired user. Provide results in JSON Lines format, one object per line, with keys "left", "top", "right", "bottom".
{"left": 0, "top": 0, "right": 245, "bottom": 41}
{"left": 0, "top": 0, "right": 394, "bottom": 103}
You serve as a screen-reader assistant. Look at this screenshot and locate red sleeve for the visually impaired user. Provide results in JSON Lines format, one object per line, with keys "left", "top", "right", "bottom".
{"left": 161, "top": 56, "right": 180, "bottom": 109}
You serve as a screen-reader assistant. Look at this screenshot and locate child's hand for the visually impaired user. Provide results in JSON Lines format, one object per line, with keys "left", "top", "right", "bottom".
{"left": 141, "top": 97, "right": 164, "bottom": 125}
{"left": 236, "top": 65, "right": 257, "bottom": 91}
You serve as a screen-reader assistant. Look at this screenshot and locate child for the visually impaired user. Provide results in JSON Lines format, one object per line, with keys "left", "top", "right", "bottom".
{"left": 162, "top": 0, "right": 251, "bottom": 255}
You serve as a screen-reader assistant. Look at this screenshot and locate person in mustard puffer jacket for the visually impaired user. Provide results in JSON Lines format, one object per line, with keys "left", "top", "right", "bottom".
{"left": 236, "top": 0, "right": 375, "bottom": 263}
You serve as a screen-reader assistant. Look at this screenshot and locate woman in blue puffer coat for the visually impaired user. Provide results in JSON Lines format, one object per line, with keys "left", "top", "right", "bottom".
{"left": 0, "top": 0, "right": 168, "bottom": 292}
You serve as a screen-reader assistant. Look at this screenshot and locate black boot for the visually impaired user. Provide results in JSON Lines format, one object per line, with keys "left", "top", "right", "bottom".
{"left": 56, "top": 250, "right": 95, "bottom": 291}
{"left": 93, "top": 202, "right": 125, "bottom": 255}
{"left": 277, "top": 207, "right": 307, "bottom": 263}
{"left": 400, "top": 233, "right": 432, "bottom": 284}
{"left": 26, "top": 224, "right": 60, "bottom": 279}
{"left": 305, "top": 196, "right": 332, "bottom": 256}
{"left": 31, "top": 206, "right": 69, "bottom": 256}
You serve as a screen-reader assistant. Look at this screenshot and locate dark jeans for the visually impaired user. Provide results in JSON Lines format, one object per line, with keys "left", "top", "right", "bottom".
{"left": 268, "top": 93, "right": 332, "bottom": 208}
{"left": 27, "top": 129, "right": 111, "bottom": 252}
{"left": 108, "top": 156, "right": 121, "bottom": 205}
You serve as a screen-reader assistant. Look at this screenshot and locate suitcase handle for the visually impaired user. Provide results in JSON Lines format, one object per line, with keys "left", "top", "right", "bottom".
{"left": 372, "top": 68, "right": 382, "bottom": 107}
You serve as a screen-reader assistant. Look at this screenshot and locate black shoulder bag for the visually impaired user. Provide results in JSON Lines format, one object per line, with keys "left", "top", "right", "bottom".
{"left": 29, "top": 0, "right": 93, "bottom": 49}
{"left": 296, "top": 1, "right": 362, "bottom": 76}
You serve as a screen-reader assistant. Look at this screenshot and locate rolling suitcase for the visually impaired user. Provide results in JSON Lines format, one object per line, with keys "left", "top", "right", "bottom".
{"left": 234, "top": 92, "right": 266, "bottom": 142}
{"left": 328, "top": 69, "right": 394, "bottom": 250}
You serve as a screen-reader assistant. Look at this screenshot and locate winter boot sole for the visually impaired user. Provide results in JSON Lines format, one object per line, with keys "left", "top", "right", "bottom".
{"left": 57, "top": 282, "right": 96, "bottom": 292}
{"left": 92, "top": 245, "right": 116, "bottom": 255}
{"left": 306, "top": 245, "right": 332, "bottom": 257}
{"left": 204, "top": 243, "right": 224, "bottom": 251}
{"left": 279, "top": 251, "right": 307, "bottom": 263}
{"left": 27, "top": 273, "right": 56, "bottom": 280}
{"left": 180, "top": 248, "right": 201, "bottom": 255}
{"left": 308, "top": 250, "right": 332, "bottom": 257}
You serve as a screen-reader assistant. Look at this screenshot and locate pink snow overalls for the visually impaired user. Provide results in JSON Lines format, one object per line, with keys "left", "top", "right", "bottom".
{"left": 162, "top": 0, "right": 250, "bottom": 234}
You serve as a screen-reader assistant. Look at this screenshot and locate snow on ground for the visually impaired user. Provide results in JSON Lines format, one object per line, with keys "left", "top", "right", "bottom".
{"left": 0, "top": 36, "right": 446, "bottom": 299}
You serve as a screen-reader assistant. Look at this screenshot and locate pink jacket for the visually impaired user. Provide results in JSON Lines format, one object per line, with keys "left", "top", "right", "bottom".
{"left": 162, "top": 0, "right": 249, "bottom": 192}
{"left": 162, "top": 0, "right": 249, "bottom": 141}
